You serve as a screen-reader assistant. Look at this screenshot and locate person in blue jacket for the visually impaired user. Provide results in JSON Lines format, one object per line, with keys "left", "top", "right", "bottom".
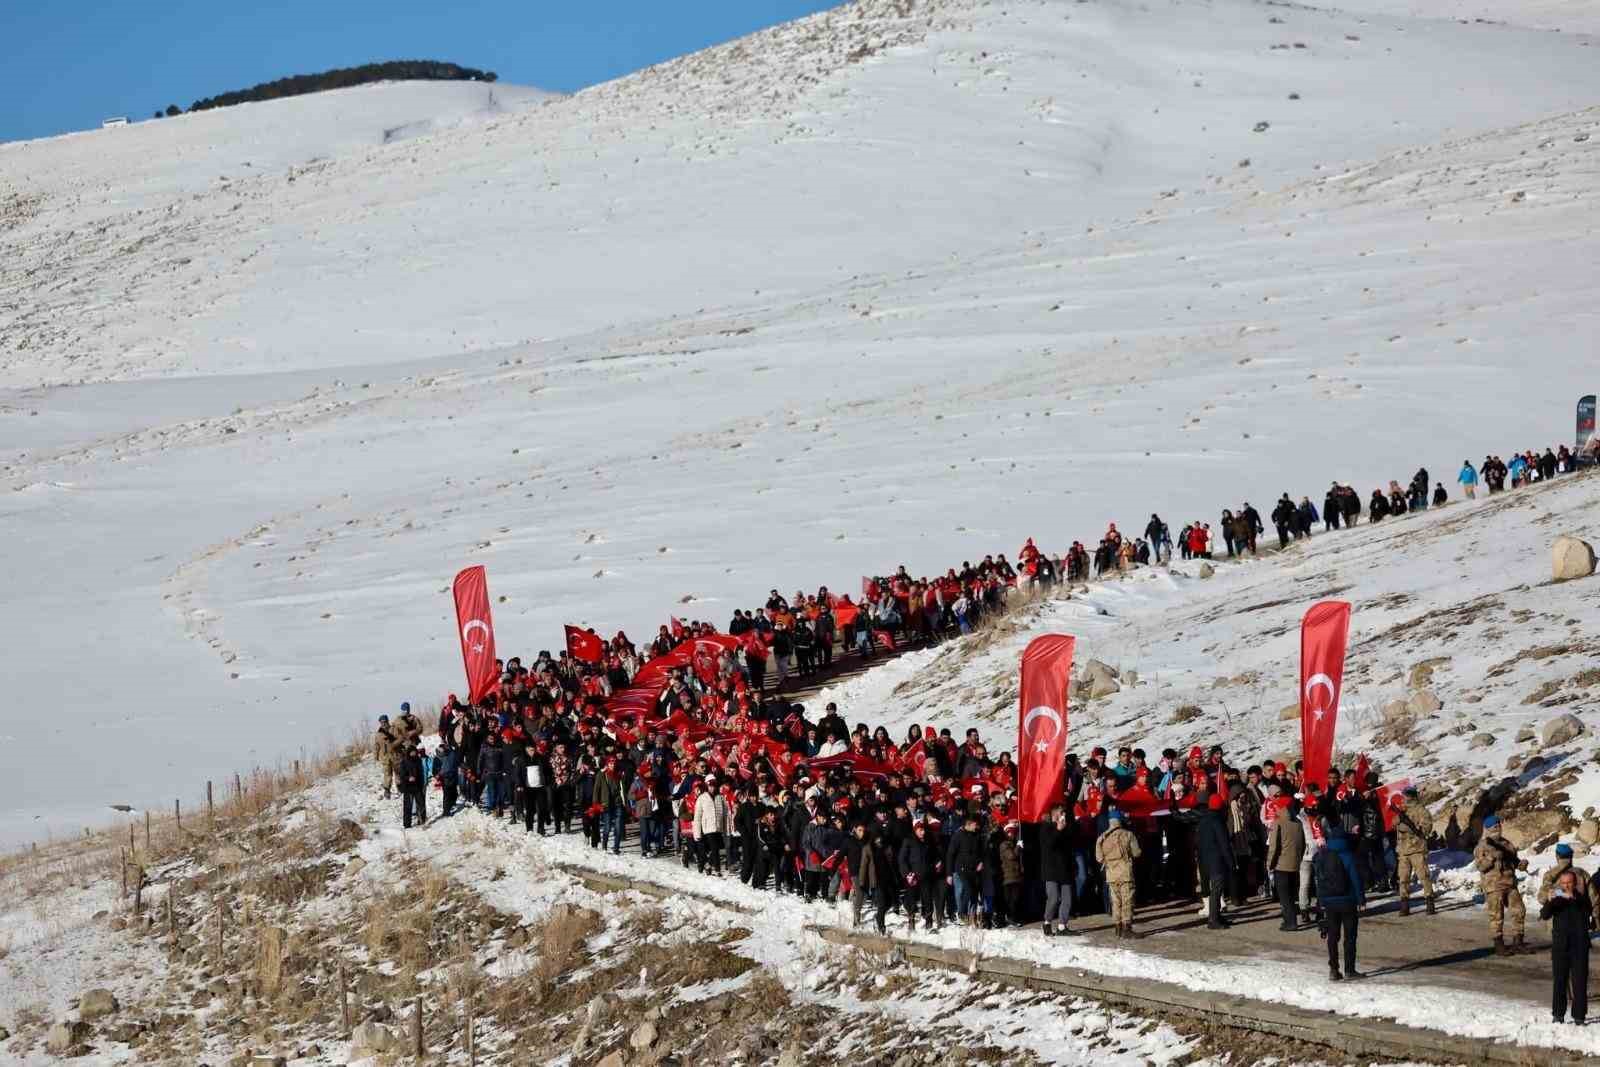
{"left": 1316, "top": 820, "right": 1367, "bottom": 982}
{"left": 1457, "top": 460, "right": 1479, "bottom": 499}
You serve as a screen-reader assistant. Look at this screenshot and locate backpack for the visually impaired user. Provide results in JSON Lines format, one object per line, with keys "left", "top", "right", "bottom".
{"left": 1315, "top": 848, "right": 1352, "bottom": 899}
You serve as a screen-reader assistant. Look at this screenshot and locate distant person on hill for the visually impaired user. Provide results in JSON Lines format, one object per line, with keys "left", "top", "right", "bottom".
{"left": 1323, "top": 485, "right": 1341, "bottom": 531}
{"left": 1368, "top": 489, "right": 1389, "bottom": 523}
{"left": 1432, "top": 482, "right": 1447, "bottom": 507}
{"left": 1457, "top": 459, "right": 1479, "bottom": 498}
{"left": 1540, "top": 860, "right": 1594, "bottom": 1026}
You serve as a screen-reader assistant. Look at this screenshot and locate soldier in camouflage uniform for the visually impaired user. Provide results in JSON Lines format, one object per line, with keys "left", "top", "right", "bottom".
{"left": 1473, "top": 814, "right": 1528, "bottom": 955}
{"left": 1095, "top": 811, "right": 1143, "bottom": 939}
{"left": 1391, "top": 787, "right": 1435, "bottom": 916}
{"left": 373, "top": 714, "right": 400, "bottom": 799}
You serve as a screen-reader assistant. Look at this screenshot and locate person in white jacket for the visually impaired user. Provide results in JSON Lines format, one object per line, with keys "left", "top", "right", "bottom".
{"left": 692, "top": 779, "right": 731, "bottom": 876}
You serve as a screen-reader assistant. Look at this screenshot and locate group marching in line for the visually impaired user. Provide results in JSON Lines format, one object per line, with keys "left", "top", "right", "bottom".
{"left": 375, "top": 439, "right": 1595, "bottom": 1022}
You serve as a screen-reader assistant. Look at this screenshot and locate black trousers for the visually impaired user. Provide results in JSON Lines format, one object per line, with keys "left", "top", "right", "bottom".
{"left": 440, "top": 780, "right": 457, "bottom": 817}
{"left": 1206, "top": 873, "right": 1226, "bottom": 925}
{"left": 698, "top": 832, "right": 725, "bottom": 874}
{"left": 1553, "top": 937, "right": 1590, "bottom": 1022}
{"left": 523, "top": 790, "right": 550, "bottom": 833}
{"left": 553, "top": 784, "right": 573, "bottom": 830}
{"left": 1326, "top": 908, "right": 1358, "bottom": 973}
{"left": 402, "top": 789, "right": 427, "bottom": 828}
{"left": 1275, "top": 871, "right": 1300, "bottom": 928}
{"left": 803, "top": 869, "right": 826, "bottom": 901}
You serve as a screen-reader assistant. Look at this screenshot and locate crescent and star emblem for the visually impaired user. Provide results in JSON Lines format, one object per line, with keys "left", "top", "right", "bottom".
{"left": 461, "top": 618, "right": 491, "bottom": 655}
{"left": 1022, "top": 705, "right": 1063, "bottom": 753}
{"left": 1304, "top": 672, "right": 1337, "bottom": 722}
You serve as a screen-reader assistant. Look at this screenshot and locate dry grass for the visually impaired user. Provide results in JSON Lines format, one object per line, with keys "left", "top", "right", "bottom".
{"left": 529, "top": 904, "right": 602, "bottom": 989}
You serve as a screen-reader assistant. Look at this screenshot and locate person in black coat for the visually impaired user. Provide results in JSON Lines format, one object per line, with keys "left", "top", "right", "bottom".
{"left": 399, "top": 744, "right": 427, "bottom": 828}
{"left": 1038, "top": 806, "right": 1078, "bottom": 936}
{"left": 946, "top": 814, "right": 986, "bottom": 926}
{"left": 897, "top": 820, "right": 945, "bottom": 930}
{"left": 1196, "top": 794, "right": 1234, "bottom": 928}
{"left": 513, "top": 742, "right": 554, "bottom": 835}
{"left": 1540, "top": 863, "right": 1594, "bottom": 1024}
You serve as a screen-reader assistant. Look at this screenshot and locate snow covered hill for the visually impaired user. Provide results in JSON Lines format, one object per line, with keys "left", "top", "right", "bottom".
{"left": 2, "top": 0, "right": 1598, "bottom": 845}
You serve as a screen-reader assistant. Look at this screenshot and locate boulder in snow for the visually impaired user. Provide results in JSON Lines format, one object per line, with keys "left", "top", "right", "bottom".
{"left": 1469, "top": 733, "right": 1495, "bottom": 750}
{"left": 1516, "top": 723, "right": 1536, "bottom": 744}
{"left": 1170, "top": 704, "right": 1203, "bottom": 724}
{"left": 45, "top": 1021, "right": 88, "bottom": 1054}
{"left": 78, "top": 988, "right": 118, "bottom": 1021}
{"left": 1381, "top": 699, "right": 1413, "bottom": 724}
{"left": 1407, "top": 689, "right": 1443, "bottom": 717}
{"left": 1278, "top": 702, "right": 1300, "bottom": 721}
{"left": 1552, "top": 535, "right": 1596, "bottom": 582}
{"left": 351, "top": 1021, "right": 398, "bottom": 1056}
{"left": 1578, "top": 818, "right": 1600, "bottom": 846}
{"left": 1197, "top": 562, "right": 1216, "bottom": 579}
{"left": 1541, "top": 713, "right": 1585, "bottom": 748}
{"left": 631, "top": 1020, "right": 659, "bottom": 1050}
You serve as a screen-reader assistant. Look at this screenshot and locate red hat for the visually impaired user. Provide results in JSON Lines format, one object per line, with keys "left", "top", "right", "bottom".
{"left": 1207, "top": 794, "right": 1224, "bottom": 811}
{"left": 1188, "top": 746, "right": 1203, "bottom": 760}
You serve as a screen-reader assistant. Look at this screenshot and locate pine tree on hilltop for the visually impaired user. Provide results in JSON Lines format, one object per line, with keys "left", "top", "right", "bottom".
{"left": 180, "top": 60, "right": 497, "bottom": 115}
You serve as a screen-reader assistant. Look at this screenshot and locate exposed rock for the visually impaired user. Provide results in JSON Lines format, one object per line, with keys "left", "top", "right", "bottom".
{"left": 350, "top": 1022, "right": 397, "bottom": 1056}
{"left": 1082, "top": 660, "right": 1121, "bottom": 699}
{"left": 1503, "top": 810, "right": 1570, "bottom": 850}
{"left": 1123, "top": 669, "right": 1139, "bottom": 686}
{"left": 1198, "top": 562, "right": 1216, "bottom": 579}
{"left": 1278, "top": 702, "right": 1300, "bottom": 721}
{"left": 1578, "top": 818, "right": 1600, "bottom": 846}
{"left": 78, "top": 988, "right": 119, "bottom": 1021}
{"left": 1407, "top": 689, "right": 1443, "bottom": 717}
{"left": 597, "top": 1053, "right": 626, "bottom": 1067}
{"left": 1541, "top": 714, "right": 1585, "bottom": 748}
{"left": 1516, "top": 723, "right": 1536, "bottom": 744}
{"left": 212, "top": 844, "right": 247, "bottom": 867}
{"left": 1381, "top": 699, "right": 1414, "bottom": 724}
{"left": 346, "top": 857, "right": 367, "bottom": 876}
{"left": 249, "top": 1058, "right": 288, "bottom": 1067}
{"left": 1170, "top": 704, "right": 1203, "bottom": 724}
{"left": 1086, "top": 659, "right": 1120, "bottom": 680}
{"left": 1552, "top": 535, "right": 1596, "bottom": 582}
{"left": 631, "top": 1020, "right": 659, "bottom": 1051}
{"left": 46, "top": 1021, "right": 88, "bottom": 1054}
{"left": 1469, "top": 733, "right": 1495, "bottom": 750}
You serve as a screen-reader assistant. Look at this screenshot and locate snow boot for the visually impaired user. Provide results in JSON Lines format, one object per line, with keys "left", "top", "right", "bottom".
{"left": 1493, "top": 936, "right": 1510, "bottom": 957}
{"left": 1114, "top": 923, "right": 1126, "bottom": 939}
{"left": 1329, "top": 966, "right": 1343, "bottom": 982}
{"left": 1124, "top": 923, "right": 1143, "bottom": 940}
{"left": 1041, "top": 922, "right": 1054, "bottom": 937}
{"left": 1425, "top": 895, "right": 1437, "bottom": 916}
{"left": 1512, "top": 934, "right": 1531, "bottom": 955}
{"left": 1398, "top": 897, "right": 1410, "bottom": 917}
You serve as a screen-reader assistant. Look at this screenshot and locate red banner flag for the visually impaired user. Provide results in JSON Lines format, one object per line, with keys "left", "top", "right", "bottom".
{"left": 1016, "top": 634, "right": 1075, "bottom": 823}
{"left": 1300, "top": 600, "right": 1352, "bottom": 792}
{"left": 451, "top": 566, "right": 500, "bottom": 704}
{"left": 565, "top": 625, "right": 604, "bottom": 664}
{"left": 1376, "top": 777, "right": 1413, "bottom": 832}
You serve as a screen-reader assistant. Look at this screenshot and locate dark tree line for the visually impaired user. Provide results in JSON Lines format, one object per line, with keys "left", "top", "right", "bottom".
{"left": 153, "top": 60, "right": 497, "bottom": 118}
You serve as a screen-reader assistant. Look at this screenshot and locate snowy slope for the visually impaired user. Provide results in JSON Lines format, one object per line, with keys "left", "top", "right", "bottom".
{"left": 3, "top": 0, "right": 1599, "bottom": 845}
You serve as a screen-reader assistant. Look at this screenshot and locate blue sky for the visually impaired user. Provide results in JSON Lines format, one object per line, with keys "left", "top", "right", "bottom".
{"left": 0, "top": 0, "right": 843, "bottom": 143}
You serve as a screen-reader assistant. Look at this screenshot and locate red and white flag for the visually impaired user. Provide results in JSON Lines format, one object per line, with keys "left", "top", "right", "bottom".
{"left": 564, "top": 625, "right": 604, "bottom": 664}
{"left": 452, "top": 566, "right": 500, "bottom": 704}
{"left": 1300, "top": 600, "right": 1352, "bottom": 792}
{"left": 1016, "top": 634, "right": 1075, "bottom": 823}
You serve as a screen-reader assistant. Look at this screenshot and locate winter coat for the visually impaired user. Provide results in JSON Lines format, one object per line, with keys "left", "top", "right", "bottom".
{"left": 800, "top": 822, "right": 832, "bottom": 872}
{"left": 1540, "top": 892, "right": 1596, "bottom": 945}
{"left": 1537, "top": 859, "right": 1600, "bottom": 928}
{"left": 1316, "top": 832, "right": 1365, "bottom": 911}
{"left": 592, "top": 772, "right": 625, "bottom": 813}
{"left": 1195, "top": 810, "right": 1234, "bottom": 878}
{"left": 946, "top": 827, "right": 984, "bottom": 878}
{"left": 1266, "top": 816, "right": 1306, "bottom": 873}
{"left": 997, "top": 838, "right": 1024, "bottom": 886}
{"left": 1094, "top": 825, "right": 1141, "bottom": 882}
{"left": 1038, "top": 819, "right": 1075, "bottom": 884}
{"left": 1473, "top": 829, "right": 1521, "bottom": 892}
{"left": 399, "top": 753, "right": 425, "bottom": 794}
{"left": 896, "top": 835, "right": 941, "bottom": 885}
{"left": 692, "top": 793, "right": 730, "bottom": 838}
{"left": 373, "top": 726, "right": 401, "bottom": 766}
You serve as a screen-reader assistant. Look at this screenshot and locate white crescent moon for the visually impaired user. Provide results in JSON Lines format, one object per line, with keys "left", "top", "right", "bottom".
{"left": 1304, "top": 673, "right": 1336, "bottom": 703}
{"left": 461, "top": 619, "right": 491, "bottom": 644}
{"left": 1023, "top": 705, "right": 1062, "bottom": 740}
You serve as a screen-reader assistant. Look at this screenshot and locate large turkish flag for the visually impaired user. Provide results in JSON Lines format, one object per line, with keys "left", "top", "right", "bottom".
{"left": 1016, "top": 634, "right": 1075, "bottom": 823}
{"left": 451, "top": 566, "right": 500, "bottom": 704}
{"left": 1300, "top": 600, "right": 1352, "bottom": 791}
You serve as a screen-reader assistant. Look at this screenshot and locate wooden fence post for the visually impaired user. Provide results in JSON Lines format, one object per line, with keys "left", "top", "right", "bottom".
{"left": 167, "top": 891, "right": 176, "bottom": 948}
{"left": 466, "top": 999, "right": 476, "bottom": 1067}
{"left": 128, "top": 822, "right": 135, "bottom": 854}
{"left": 214, "top": 903, "right": 224, "bottom": 966}
{"left": 119, "top": 847, "right": 127, "bottom": 899}
{"left": 207, "top": 780, "right": 214, "bottom": 825}
{"left": 338, "top": 958, "right": 351, "bottom": 1035}
{"left": 145, "top": 810, "right": 151, "bottom": 851}
{"left": 412, "top": 996, "right": 423, "bottom": 1060}
{"left": 234, "top": 772, "right": 242, "bottom": 803}
{"left": 175, "top": 797, "right": 182, "bottom": 831}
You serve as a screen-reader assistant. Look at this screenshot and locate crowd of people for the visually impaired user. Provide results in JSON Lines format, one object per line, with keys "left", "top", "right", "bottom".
{"left": 373, "top": 439, "right": 1594, "bottom": 1016}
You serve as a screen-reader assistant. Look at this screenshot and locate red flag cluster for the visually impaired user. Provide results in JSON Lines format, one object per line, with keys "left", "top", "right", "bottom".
{"left": 1016, "top": 634, "right": 1074, "bottom": 823}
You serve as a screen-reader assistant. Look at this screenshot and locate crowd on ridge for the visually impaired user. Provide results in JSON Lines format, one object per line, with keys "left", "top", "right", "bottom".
{"left": 372, "top": 440, "right": 1595, "bottom": 1019}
